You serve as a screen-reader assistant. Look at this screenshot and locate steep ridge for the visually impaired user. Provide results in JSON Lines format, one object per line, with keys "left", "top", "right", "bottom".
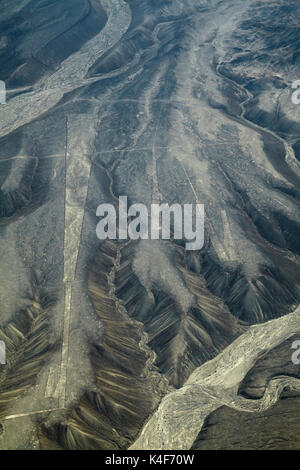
{"left": 116, "top": 241, "right": 241, "bottom": 387}
{"left": 39, "top": 240, "right": 168, "bottom": 450}
{"left": 0, "top": 275, "right": 57, "bottom": 421}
